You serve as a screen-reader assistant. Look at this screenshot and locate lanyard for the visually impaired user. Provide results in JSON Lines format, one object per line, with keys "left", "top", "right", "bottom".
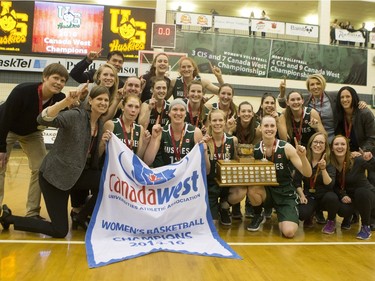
{"left": 212, "top": 134, "right": 225, "bottom": 160}
{"left": 170, "top": 124, "right": 186, "bottom": 161}
{"left": 312, "top": 94, "right": 324, "bottom": 117}
{"left": 262, "top": 139, "right": 277, "bottom": 162}
{"left": 309, "top": 166, "right": 321, "bottom": 190}
{"left": 292, "top": 109, "right": 304, "bottom": 144}
{"left": 38, "top": 84, "right": 53, "bottom": 113}
{"left": 183, "top": 80, "right": 188, "bottom": 98}
{"left": 188, "top": 101, "right": 201, "bottom": 127}
{"left": 120, "top": 118, "right": 134, "bottom": 149}
{"left": 338, "top": 161, "right": 346, "bottom": 191}
{"left": 38, "top": 84, "right": 43, "bottom": 113}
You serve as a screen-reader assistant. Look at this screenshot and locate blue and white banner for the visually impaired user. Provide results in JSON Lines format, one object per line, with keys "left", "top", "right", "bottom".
{"left": 85, "top": 135, "right": 240, "bottom": 268}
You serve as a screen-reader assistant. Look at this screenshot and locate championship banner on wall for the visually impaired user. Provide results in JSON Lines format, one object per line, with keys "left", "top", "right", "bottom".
{"left": 268, "top": 40, "right": 367, "bottom": 85}
{"left": 176, "top": 33, "right": 367, "bottom": 85}
{"left": 85, "top": 135, "right": 240, "bottom": 268}
{"left": 32, "top": 1, "right": 104, "bottom": 55}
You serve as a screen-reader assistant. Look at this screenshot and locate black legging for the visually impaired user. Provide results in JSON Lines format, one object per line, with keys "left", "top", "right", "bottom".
{"left": 338, "top": 188, "right": 375, "bottom": 225}
{"left": 298, "top": 191, "right": 340, "bottom": 221}
{"left": 7, "top": 170, "right": 101, "bottom": 238}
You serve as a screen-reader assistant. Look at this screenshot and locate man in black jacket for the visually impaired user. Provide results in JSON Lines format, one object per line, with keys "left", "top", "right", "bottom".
{"left": 70, "top": 50, "right": 125, "bottom": 88}
{"left": 0, "top": 63, "right": 69, "bottom": 219}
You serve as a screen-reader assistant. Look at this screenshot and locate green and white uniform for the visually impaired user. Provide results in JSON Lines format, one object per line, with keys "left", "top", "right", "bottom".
{"left": 144, "top": 99, "right": 170, "bottom": 132}
{"left": 153, "top": 123, "right": 196, "bottom": 167}
{"left": 289, "top": 106, "right": 316, "bottom": 147}
{"left": 112, "top": 118, "right": 142, "bottom": 154}
{"left": 184, "top": 99, "right": 209, "bottom": 130}
{"left": 254, "top": 139, "right": 299, "bottom": 223}
{"left": 207, "top": 133, "right": 235, "bottom": 220}
{"left": 172, "top": 75, "right": 201, "bottom": 99}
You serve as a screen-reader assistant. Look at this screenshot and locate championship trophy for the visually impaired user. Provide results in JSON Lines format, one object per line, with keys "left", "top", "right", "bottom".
{"left": 215, "top": 144, "right": 278, "bottom": 187}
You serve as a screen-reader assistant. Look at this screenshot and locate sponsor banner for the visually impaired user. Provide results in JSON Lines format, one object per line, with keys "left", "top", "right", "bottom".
{"left": 285, "top": 23, "right": 319, "bottom": 38}
{"left": 335, "top": 29, "right": 365, "bottom": 43}
{"left": 32, "top": 1, "right": 104, "bottom": 55}
{"left": 85, "top": 135, "right": 240, "bottom": 268}
{"left": 251, "top": 19, "right": 285, "bottom": 34}
{"left": 214, "top": 16, "right": 249, "bottom": 31}
{"left": 0, "top": 0, "right": 34, "bottom": 53}
{"left": 369, "top": 32, "right": 375, "bottom": 44}
{"left": 176, "top": 12, "right": 212, "bottom": 27}
{"left": 0, "top": 54, "right": 138, "bottom": 76}
{"left": 102, "top": 6, "right": 154, "bottom": 60}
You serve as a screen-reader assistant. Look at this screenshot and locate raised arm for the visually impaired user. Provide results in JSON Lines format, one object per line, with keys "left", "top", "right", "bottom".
{"left": 211, "top": 64, "right": 224, "bottom": 86}
{"left": 101, "top": 87, "right": 124, "bottom": 123}
{"left": 194, "top": 127, "right": 211, "bottom": 174}
{"left": 70, "top": 49, "right": 103, "bottom": 83}
{"left": 143, "top": 124, "right": 162, "bottom": 166}
{"left": 99, "top": 120, "right": 114, "bottom": 157}
{"left": 277, "top": 114, "right": 288, "bottom": 141}
{"left": 285, "top": 138, "right": 312, "bottom": 177}
{"left": 277, "top": 78, "right": 287, "bottom": 108}
{"left": 40, "top": 90, "right": 79, "bottom": 120}
{"left": 310, "top": 109, "right": 327, "bottom": 135}
{"left": 166, "top": 78, "right": 176, "bottom": 100}
{"left": 201, "top": 77, "right": 219, "bottom": 95}
{"left": 136, "top": 126, "right": 151, "bottom": 159}
{"left": 138, "top": 100, "right": 155, "bottom": 130}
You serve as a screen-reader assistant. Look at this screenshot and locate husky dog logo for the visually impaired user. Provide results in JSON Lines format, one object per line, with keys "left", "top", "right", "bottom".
{"left": 119, "top": 152, "right": 176, "bottom": 185}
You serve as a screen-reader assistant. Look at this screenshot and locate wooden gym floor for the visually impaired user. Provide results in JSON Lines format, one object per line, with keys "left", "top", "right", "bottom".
{"left": 0, "top": 149, "right": 375, "bottom": 281}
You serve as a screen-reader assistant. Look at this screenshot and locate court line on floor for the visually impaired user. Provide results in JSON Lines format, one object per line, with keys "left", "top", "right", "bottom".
{"left": 1, "top": 240, "right": 375, "bottom": 246}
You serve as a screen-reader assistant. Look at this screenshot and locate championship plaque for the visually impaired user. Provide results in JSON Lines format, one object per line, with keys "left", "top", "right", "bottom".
{"left": 215, "top": 159, "right": 278, "bottom": 187}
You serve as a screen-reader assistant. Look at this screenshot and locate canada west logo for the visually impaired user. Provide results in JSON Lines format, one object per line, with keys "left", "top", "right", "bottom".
{"left": 119, "top": 151, "right": 176, "bottom": 185}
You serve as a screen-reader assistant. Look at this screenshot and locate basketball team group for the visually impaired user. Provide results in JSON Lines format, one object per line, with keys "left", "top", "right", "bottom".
{"left": 0, "top": 50, "right": 374, "bottom": 240}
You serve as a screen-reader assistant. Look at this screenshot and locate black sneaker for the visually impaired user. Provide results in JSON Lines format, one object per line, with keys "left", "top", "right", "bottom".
{"left": 264, "top": 208, "right": 273, "bottom": 219}
{"left": 245, "top": 204, "right": 255, "bottom": 218}
{"left": 315, "top": 211, "right": 326, "bottom": 224}
{"left": 247, "top": 214, "right": 266, "bottom": 231}
{"left": 1, "top": 204, "right": 12, "bottom": 230}
{"left": 341, "top": 217, "right": 351, "bottom": 230}
{"left": 231, "top": 203, "right": 242, "bottom": 220}
{"left": 219, "top": 207, "right": 232, "bottom": 226}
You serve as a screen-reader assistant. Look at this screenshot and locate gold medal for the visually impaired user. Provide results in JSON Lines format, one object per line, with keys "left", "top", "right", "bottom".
{"left": 308, "top": 188, "right": 316, "bottom": 193}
